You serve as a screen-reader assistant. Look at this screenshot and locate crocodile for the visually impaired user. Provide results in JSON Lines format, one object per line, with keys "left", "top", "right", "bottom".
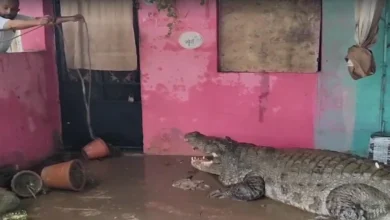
{"left": 184, "top": 131, "right": 390, "bottom": 220}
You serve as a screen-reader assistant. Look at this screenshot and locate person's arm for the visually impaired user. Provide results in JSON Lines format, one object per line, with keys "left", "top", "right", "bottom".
{"left": 1, "top": 16, "right": 50, "bottom": 31}
{"left": 3, "top": 19, "right": 42, "bottom": 30}
{"left": 53, "top": 14, "right": 84, "bottom": 24}
{"left": 0, "top": 14, "right": 83, "bottom": 31}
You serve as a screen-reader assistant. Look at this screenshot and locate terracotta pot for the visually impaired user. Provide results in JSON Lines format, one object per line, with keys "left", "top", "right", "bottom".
{"left": 82, "top": 138, "right": 110, "bottom": 160}
{"left": 11, "top": 170, "right": 43, "bottom": 198}
{"left": 40, "top": 160, "right": 86, "bottom": 191}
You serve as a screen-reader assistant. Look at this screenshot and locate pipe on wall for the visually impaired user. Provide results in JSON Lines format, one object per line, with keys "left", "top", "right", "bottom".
{"left": 380, "top": 0, "right": 389, "bottom": 132}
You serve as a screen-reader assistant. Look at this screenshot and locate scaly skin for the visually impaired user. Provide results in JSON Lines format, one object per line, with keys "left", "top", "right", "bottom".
{"left": 184, "top": 131, "right": 390, "bottom": 220}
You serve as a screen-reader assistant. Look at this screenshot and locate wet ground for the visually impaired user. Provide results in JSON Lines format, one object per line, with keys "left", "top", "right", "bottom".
{"left": 22, "top": 154, "right": 314, "bottom": 220}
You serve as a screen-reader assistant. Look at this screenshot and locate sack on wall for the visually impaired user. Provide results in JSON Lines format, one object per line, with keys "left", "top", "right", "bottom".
{"left": 345, "top": 45, "right": 376, "bottom": 80}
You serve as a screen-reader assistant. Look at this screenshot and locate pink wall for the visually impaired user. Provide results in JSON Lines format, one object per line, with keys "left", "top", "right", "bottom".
{"left": 139, "top": 0, "right": 318, "bottom": 155}
{"left": 0, "top": 0, "right": 60, "bottom": 168}
{"left": 19, "top": 0, "right": 46, "bottom": 52}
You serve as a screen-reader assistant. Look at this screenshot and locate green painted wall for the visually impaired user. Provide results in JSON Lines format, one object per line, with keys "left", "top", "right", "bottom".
{"left": 351, "top": 3, "right": 387, "bottom": 156}
{"left": 317, "top": 0, "right": 388, "bottom": 156}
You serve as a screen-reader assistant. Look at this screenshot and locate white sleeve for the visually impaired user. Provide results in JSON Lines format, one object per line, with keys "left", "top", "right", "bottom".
{"left": 0, "top": 15, "right": 34, "bottom": 30}
{"left": 0, "top": 17, "right": 10, "bottom": 30}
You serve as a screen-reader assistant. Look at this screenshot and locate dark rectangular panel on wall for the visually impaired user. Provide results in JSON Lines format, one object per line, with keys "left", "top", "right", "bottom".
{"left": 53, "top": 0, "right": 143, "bottom": 151}
{"left": 59, "top": 71, "right": 143, "bottom": 150}
{"left": 218, "top": 0, "right": 322, "bottom": 73}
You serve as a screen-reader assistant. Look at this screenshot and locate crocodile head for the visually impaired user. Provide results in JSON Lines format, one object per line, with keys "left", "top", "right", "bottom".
{"left": 184, "top": 131, "right": 231, "bottom": 175}
{"left": 184, "top": 131, "right": 253, "bottom": 185}
{"left": 184, "top": 131, "right": 228, "bottom": 155}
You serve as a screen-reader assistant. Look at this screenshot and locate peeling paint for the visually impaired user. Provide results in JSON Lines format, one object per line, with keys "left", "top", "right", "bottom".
{"left": 28, "top": 117, "right": 36, "bottom": 132}
{"left": 139, "top": 0, "right": 316, "bottom": 155}
{"left": 315, "top": 0, "right": 357, "bottom": 153}
{"left": 0, "top": 54, "right": 47, "bottom": 116}
{"left": 0, "top": 0, "right": 61, "bottom": 168}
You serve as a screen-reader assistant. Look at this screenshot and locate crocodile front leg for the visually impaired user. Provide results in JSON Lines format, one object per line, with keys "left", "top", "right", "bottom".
{"left": 208, "top": 175, "right": 265, "bottom": 201}
{"left": 326, "top": 183, "right": 390, "bottom": 220}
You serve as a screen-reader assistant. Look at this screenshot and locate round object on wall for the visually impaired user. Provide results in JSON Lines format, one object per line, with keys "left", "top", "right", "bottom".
{"left": 178, "top": 32, "right": 203, "bottom": 49}
{"left": 144, "top": 0, "right": 154, "bottom": 5}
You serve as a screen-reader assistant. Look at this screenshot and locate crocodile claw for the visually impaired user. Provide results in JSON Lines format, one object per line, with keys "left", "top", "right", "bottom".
{"left": 208, "top": 189, "right": 229, "bottom": 199}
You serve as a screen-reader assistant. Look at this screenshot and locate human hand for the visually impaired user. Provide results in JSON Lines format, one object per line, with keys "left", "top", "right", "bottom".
{"left": 72, "top": 14, "right": 84, "bottom": 22}
{"left": 37, "top": 15, "right": 53, "bottom": 25}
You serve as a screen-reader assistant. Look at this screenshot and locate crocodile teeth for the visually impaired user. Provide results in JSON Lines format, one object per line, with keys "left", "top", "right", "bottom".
{"left": 202, "top": 160, "right": 213, "bottom": 166}
{"left": 191, "top": 157, "right": 203, "bottom": 161}
{"left": 191, "top": 156, "right": 211, "bottom": 162}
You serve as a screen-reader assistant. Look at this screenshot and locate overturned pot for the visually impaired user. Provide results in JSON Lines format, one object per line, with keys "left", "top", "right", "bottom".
{"left": 40, "top": 159, "right": 86, "bottom": 191}
{"left": 82, "top": 138, "right": 110, "bottom": 160}
{"left": 11, "top": 170, "right": 43, "bottom": 198}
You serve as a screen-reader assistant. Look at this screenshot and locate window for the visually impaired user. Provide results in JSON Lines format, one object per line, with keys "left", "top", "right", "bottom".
{"left": 218, "top": 0, "right": 322, "bottom": 73}
{"left": 0, "top": 0, "right": 46, "bottom": 53}
{"left": 3, "top": 0, "right": 46, "bottom": 53}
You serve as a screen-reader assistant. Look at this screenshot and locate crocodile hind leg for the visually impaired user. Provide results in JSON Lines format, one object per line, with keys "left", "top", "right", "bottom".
{"left": 208, "top": 175, "right": 265, "bottom": 201}
{"left": 326, "top": 183, "right": 390, "bottom": 220}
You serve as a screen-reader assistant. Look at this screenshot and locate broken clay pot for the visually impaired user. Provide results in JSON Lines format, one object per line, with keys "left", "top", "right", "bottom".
{"left": 40, "top": 159, "right": 86, "bottom": 191}
{"left": 82, "top": 138, "right": 110, "bottom": 160}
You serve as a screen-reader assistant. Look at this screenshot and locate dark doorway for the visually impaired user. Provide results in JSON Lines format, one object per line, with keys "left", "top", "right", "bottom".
{"left": 53, "top": 0, "right": 143, "bottom": 152}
